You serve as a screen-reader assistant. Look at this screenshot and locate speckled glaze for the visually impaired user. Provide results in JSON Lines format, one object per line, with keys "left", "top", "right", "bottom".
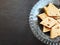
{"left": 29, "top": 0, "right": 60, "bottom": 45}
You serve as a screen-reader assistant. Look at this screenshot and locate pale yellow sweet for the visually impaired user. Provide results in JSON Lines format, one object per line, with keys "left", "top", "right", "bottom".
{"left": 40, "top": 17, "right": 57, "bottom": 28}
{"left": 50, "top": 24, "right": 60, "bottom": 38}
{"left": 54, "top": 9, "right": 60, "bottom": 19}
{"left": 44, "top": 3, "right": 60, "bottom": 16}
{"left": 43, "top": 22, "right": 59, "bottom": 32}
{"left": 43, "top": 26, "right": 51, "bottom": 32}
{"left": 49, "top": 9, "right": 60, "bottom": 19}
{"left": 38, "top": 13, "right": 48, "bottom": 20}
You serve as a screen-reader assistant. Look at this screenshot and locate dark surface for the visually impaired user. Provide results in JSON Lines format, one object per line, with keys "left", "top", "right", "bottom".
{"left": 0, "top": 0, "right": 46, "bottom": 45}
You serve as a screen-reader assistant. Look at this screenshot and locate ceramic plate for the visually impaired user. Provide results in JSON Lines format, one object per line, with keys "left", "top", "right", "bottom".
{"left": 29, "top": 0, "right": 60, "bottom": 45}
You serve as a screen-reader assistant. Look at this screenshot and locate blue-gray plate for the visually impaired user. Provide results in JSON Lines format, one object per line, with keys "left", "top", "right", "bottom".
{"left": 29, "top": 0, "right": 60, "bottom": 45}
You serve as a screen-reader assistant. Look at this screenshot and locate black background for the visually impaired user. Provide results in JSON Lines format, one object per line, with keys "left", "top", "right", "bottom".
{"left": 0, "top": 0, "right": 46, "bottom": 45}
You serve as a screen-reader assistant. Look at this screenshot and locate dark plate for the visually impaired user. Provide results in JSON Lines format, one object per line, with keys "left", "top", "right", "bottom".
{"left": 29, "top": 0, "right": 60, "bottom": 45}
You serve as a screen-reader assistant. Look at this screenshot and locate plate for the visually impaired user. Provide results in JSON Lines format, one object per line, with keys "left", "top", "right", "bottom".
{"left": 29, "top": 0, "right": 60, "bottom": 45}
